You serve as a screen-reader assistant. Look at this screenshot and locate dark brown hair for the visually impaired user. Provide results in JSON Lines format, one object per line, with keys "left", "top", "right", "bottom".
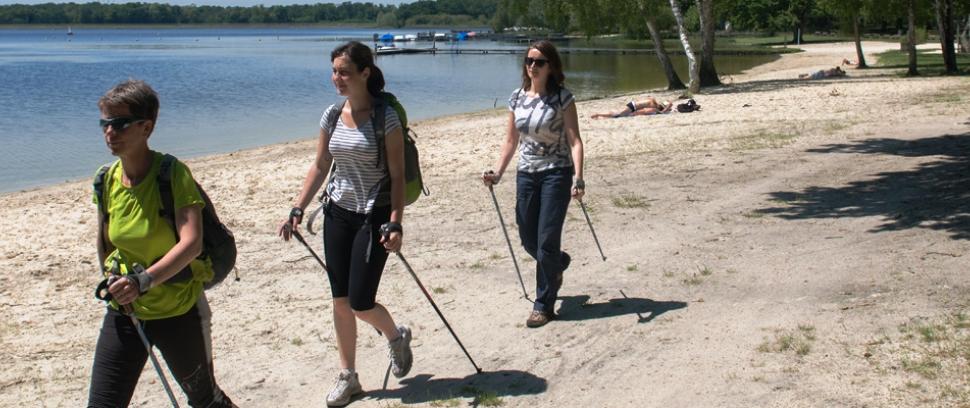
{"left": 98, "top": 79, "right": 159, "bottom": 122}
{"left": 520, "top": 40, "right": 565, "bottom": 95}
{"left": 331, "top": 41, "right": 386, "bottom": 97}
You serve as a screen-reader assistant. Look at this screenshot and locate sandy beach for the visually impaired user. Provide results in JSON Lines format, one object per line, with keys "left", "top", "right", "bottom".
{"left": 2, "top": 41, "right": 969, "bottom": 407}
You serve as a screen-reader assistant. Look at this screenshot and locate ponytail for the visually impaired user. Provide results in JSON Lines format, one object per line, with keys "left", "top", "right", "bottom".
{"left": 367, "top": 65, "right": 385, "bottom": 97}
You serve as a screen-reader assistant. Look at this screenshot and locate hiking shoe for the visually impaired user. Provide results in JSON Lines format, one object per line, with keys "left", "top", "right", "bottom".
{"left": 526, "top": 310, "right": 553, "bottom": 328}
{"left": 326, "top": 370, "right": 363, "bottom": 407}
{"left": 388, "top": 325, "right": 413, "bottom": 378}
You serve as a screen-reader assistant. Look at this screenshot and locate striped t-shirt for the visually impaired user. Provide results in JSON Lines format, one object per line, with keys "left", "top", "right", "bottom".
{"left": 320, "top": 103, "right": 401, "bottom": 214}
{"left": 508, "top": 87, "right": 576, "bottom": 173}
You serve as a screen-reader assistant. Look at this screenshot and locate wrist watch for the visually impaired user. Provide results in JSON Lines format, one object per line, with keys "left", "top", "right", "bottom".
{"left": 290, "top": 207, "right": 304, "bottom": 218}
{"left": 574, "top": 179, "right": 585, "bottom": 189}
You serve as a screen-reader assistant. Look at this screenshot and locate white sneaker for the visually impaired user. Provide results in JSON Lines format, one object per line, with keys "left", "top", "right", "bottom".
{"left": 388, "top": 325, "right": 413, "bottom": 378}
{"left": 326, "top": 369, "right": 362, "bottom": 407}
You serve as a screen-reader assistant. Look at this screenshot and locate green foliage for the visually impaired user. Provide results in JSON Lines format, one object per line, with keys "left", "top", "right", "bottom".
{"left": 0, "top": 0, "right": 499, "bottom": 26}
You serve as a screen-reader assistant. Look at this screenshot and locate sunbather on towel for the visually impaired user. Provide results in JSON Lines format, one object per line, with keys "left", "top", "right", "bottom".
{"left": 590, "top": 97, "right": 673, "bottom": 119}
{"left": 799, "top": 66, "right": 846, "bottom": 80}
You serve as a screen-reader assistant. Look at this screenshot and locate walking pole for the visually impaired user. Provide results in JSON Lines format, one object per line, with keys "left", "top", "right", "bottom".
{"left": 290, "top": 228, "right": 330, "bottom": 273}
{"left": 381, "top": 225, "right": 483, "bottom": 374}
{"left": 577, "top": 200, "right": 607, "bottom": 261}
{"left": 127, "top": 307, "right": 181, "bottom": 408}
{"left": 485, "top": 178, "right": 530, "bottom": 302}
{"left": 95, "top": 270, "right": 180, "bottom": 408}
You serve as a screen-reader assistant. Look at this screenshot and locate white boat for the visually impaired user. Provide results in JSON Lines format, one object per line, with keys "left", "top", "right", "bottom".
{"left": 67, "top": 26, "right": 74, "bottom": 36}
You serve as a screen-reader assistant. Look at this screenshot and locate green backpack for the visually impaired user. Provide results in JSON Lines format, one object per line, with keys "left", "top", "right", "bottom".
{"left": 327, "top": 92, "right": 428, "bottom": 207}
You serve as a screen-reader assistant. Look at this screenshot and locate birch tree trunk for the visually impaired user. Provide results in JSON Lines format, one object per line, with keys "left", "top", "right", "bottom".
{"left": 646, "top": 17, "right": 687, "bottom": 90}
{"left": 669, "top": 0, "right": 700, "bottom": 94}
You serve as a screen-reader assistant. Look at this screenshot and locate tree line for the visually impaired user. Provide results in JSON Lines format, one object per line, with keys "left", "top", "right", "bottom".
{"left": 3, "top": 0, "right": 966, "bottom": 88}
{"left": 0, "top": 0, "right": 499, "bottom": 26}
{"left": 493, "top": 0, "right": 967, "bottom": 92}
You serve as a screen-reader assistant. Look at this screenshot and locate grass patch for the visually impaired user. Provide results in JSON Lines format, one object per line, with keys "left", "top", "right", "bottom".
{"left": 290, "top": 337, "right": 303, "bottom": 346}
{"left": 627, "top": 264, "right": 639, "bottom": 272}
{"left": 699, "top": 265, "right": 713, "bottom": 276}
{"left": 758, "top": 326, "right": 816, "bottom": 356}
{"left": 433, "top": 287, "right": 447, "bottom": 294}
{"left": 612, "top": 193, "right": 651, "bottom": 209}
{"left": 429, "top": 397, "right": 462, "bottom": 407}
{"left": 868, "top": 313, "right": 970, "bottom": 406}
{"left": 489, "top": 253, "right": 504, "bottom": 261}
{"left": 469, "top": 260, "right": 485, "bottom": 269}
{"left": 901, "top": 356, "right": 942, "bottom": 379}
{"left": 475, "top": 391, "right": 504, "bottom": 407}
{"left": 875, "top": 48, "right": 970, "bottom": 75}
{"left": 681, "top": 273, "right": 703, "bottom": 286}
{"left": 662, "top": 270, "right": 675, "bottom": 278}
{"left": 731, "top": 129, "right": 796, "bottom": 151}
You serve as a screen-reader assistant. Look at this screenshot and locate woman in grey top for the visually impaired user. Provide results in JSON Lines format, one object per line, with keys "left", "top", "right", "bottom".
{"left": 278, "top": 41, "right": 412, "bottom": 407}
{"left": 482, "top": 40, "right": 585, "bottom": 328}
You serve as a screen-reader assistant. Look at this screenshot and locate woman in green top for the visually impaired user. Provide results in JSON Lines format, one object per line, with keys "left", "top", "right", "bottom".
{"left": 88, "top": 80, "right": 236, "bottom": 408}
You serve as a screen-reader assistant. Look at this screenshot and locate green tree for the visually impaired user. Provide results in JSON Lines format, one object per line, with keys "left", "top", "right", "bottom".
{"left": 819, "top": 0, "right": 872, "bottom": 68}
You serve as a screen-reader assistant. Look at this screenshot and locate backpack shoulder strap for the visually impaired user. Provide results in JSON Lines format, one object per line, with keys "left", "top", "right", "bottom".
{"left": 157, "top": 153, "right": 179, "bottom": 240}
{"left": 373, "top": 95, "right": 388, "bottom": 169}
{"left": 326, "top": 101, "right": 345, "bottom": 136}
{"left": 94, "top": 161, "right": 116, "bottom": 266}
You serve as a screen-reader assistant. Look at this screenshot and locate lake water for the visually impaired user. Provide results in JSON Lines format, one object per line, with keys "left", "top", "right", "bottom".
{"left": 0, "top": 27, "right": 777, "bottom": 193}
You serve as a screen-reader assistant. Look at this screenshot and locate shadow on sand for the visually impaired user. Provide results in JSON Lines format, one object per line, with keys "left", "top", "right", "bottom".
{"left": 366, "top": 369, "right": 547, "bottom": 406}
{"left": 557, "top": 293, "right": 687, "bottom": 323}
{"left": 757, "top": 132, "right": 970, "bottom": 240}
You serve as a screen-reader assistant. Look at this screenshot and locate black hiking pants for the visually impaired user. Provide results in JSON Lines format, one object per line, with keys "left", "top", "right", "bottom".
{"left": 87, "top": 296, "right": 233, "bottom": 408}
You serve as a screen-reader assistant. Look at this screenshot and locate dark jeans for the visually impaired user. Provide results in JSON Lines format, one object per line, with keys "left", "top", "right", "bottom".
{"left": 88, "top": 296, "right": 233, "bottom": 408}
{"left": 323, "top": 202, "right": 392, "bottom": 311}
{"left": 516, "top": 166, "right": 573, "bottom": 314}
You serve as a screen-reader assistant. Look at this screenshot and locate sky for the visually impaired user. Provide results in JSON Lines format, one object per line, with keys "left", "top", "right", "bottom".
{"left": 0, "top": 0, "right": 411, "bottom": 5}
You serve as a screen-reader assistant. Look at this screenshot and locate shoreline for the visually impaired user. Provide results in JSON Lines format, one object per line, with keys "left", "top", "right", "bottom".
{"left": 2, "top": 40, "right": 969, "bottom": 407}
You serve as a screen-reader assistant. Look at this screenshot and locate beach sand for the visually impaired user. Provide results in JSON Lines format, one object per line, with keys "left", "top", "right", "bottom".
{"left": 2, "top": 41, "right": 969, "bottom": 407}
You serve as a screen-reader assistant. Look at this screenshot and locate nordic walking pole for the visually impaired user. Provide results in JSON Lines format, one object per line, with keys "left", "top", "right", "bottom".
{"left": 95, "top": 269, "right": 180, "bottom": 408}
{"left": 381, "top": 225, "right": 483, "bottom": 374}
{"left": 290, "top": 228, "right": 329, "bottom": 273}
{"left": 485, "top": 176, "right": 530, "bottom": 302}
{"left": 578, "top": 199, "right": 607, "bottom": 261}
{"left": 127, "top": 307, "right": 181, "bottom": 408}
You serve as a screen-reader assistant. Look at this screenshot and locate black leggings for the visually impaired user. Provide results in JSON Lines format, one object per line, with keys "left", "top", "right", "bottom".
{"left": 323, "top": 202, "right": 392, "bottom": 311}
{"left": 87, "top": 297, "right": 233, "bottom": 408}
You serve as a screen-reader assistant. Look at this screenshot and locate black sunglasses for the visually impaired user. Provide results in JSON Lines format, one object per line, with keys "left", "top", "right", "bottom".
{"left": 99, "top": 117, "right": 145, "bottom": 132}
{"left": 524, "top": 57, "right": 549, "bottom": 68}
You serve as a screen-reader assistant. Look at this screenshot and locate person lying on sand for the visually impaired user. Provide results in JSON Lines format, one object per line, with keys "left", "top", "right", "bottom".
{"left": 590, "top": 97, "right": 673, "bottom": 119}
{"left": 799, "top": 66, "right": 846, "bottom": 80}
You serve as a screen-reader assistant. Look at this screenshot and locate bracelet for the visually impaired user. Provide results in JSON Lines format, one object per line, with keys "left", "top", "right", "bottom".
{"left": 574, "top": 179, "right": 585, "bottom": 189}
{"left": 290, "top": 207, "right": 304, "bottom": 218}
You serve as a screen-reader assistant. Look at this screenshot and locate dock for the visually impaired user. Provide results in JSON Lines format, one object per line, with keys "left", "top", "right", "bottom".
{"left": 376, "top": 47, "right": 663, "bottom": 56}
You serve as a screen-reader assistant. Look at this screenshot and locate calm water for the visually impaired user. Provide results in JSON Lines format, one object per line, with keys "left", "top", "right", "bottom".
{"left": 0, "top": 27, "right": 777, "bottom": 193}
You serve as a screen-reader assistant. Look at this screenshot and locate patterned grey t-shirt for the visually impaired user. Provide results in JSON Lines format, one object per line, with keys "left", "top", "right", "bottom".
{"left": 320, "top": 103, "right": 401, "bottom": 214}
{"left": 508, "top": 87, "right": 576, "bottom": 173}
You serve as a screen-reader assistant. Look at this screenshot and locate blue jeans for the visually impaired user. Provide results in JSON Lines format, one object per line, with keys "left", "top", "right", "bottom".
{"left": 516, "top": 166, "right": 573, "bottom": 314}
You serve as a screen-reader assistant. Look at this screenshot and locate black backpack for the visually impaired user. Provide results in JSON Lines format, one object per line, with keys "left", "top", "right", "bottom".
{"left": 94, "top": 154, "right": 236, "bottom": 289}
{"left": 677, "top": 98, "right": 701, "bottom": 113}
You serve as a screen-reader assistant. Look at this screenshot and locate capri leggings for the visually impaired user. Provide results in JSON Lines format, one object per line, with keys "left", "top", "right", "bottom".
{"left": 88, "top": 295, "right": 233, "bottom": 408}
{"left": 322, "top": 202, "right": 392, "bottom": 311}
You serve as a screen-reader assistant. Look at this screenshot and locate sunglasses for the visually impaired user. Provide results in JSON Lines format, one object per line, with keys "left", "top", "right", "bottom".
{"left": 99, "top": 117, "right": 145, "bottom": 132}
{"left": 524, "top": 57, "right": 549, "bottom": 68}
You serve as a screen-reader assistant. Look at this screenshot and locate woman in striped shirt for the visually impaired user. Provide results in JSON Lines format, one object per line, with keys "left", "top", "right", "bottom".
{"left": 278, "top": 41, "right": 411, "bottom": 407}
